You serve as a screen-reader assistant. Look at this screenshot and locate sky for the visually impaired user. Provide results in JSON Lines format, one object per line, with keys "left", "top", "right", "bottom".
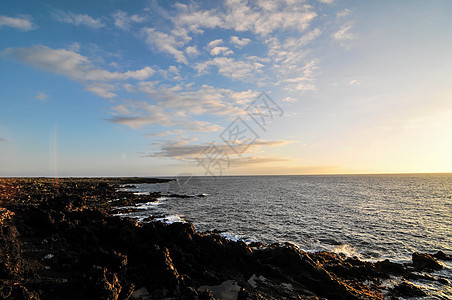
{"left": 1, "top": 0, "right": 451, "bottom": 177}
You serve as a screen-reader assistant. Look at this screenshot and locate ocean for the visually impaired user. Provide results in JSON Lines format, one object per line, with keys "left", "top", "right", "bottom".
{"left": 116, "top": 174, "right": 452, "bottom": 297}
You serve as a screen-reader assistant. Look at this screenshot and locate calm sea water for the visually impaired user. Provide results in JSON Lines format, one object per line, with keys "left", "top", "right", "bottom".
{"left": 117, "top": 174, "right": 452, "bottom": 296}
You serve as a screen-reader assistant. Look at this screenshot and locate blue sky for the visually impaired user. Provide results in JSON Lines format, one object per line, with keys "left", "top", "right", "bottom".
{"left": 1, "top": 0, "right": 451, "bottom": 176}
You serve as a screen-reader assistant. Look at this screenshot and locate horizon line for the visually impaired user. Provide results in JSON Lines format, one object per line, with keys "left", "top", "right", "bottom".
{"left": 1, "top": 171, "right": 451, "bottom": 178}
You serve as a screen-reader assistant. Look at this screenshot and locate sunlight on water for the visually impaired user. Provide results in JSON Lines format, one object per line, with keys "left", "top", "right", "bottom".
{"left": 121, "top": 174, "right": 452, "bottom": 297}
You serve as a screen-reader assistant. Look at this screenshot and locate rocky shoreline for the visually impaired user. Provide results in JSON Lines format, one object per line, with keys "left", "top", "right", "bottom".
{"left": 0, "top": 177, "right": 450, "bottom": 299}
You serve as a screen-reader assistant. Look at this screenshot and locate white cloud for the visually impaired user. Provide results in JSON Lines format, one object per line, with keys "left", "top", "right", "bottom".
{"left": 170, "top": 27, "right": 192, "bottom": 44}
{"left": 282, "top": 96, "right": 297, "bottom": 102}
{"left": 2, "top": 45, "right": 155, "bottom": 82}
{"left": 109, "top": 103, "right": 221, "bottom": 132}
{"left": 222, "top": 0, "right": 317, "bottom": 36}
{"left": 195, "top": 57, "right": 264, "bottom": 81}
{"left": 137, "top": 82, "right": 250, "bottom": 116}
{"left": 53, "top": 10, "right": 104, "bottom": 29}
{"left": 172, "top": 1, "right": 317, "bottom": 37}
{"left": 172, "top": 5, "right": 223, "bottom": 33}
{"left": 85, "top": 83, "right": 117, "bottom": 98}
{"left": 144, "top": 129, "right": 185, "bottom": 137}
{"left": 109, "top": 102, "right": 175, "bottom": 129}
{"left": 108, "top": 82, "right": 258, "bottom": 134}
{"left": 143, "top": 28, "right": 188, "bottom": 64}
{"left": 185, "top": 46, "right": 200, "bottom": 58}
{"left": 84, "top": 67, "right": 156, "bottom": 81}
{"left": 337, "top": 9, "right": 351, "bottom": 18}
{"left": 111, "top": 104, "right": 133, "bottom": 115}
{"left": 2, "top": 45, "right": 158, "bottom": 100}
{"left": 245, "top": 55, "right": 271, "bottom": 63}
{"left": 230, "top": 36, "right": 251, "bottom": 47}
{"left": 332, "top": 24, "right": 355, "bottom": 41}
{"left": 349, "top": 79, "right": 360, "bottom": 86}
{"left": 112, "top": 10, "right": 146, "bottom": 30}
{"left": 68, "top": 42, "right": 81, "bottom": 52}
{"left": 264, "top": 29, "right": 321, "bottom": 90}
{"left": 281, "top": 59, "right": 318, "bottom": 91}
{"left": 123, "top": 83, "right": 136, "bottom": 93}
{"left": 35, "top": 91, "right": 49, "bottom": 101}
{"left": 0, "top": 15, "right": 36, "bottom": 31}
{"left": 318, "top": 0, "right": 334, "bottom": 3}
{"left": 2, "top": 45, "right": 90, "bottom": 80}
{"left": 210, "top": 46, "right": 233, "bottom": 56}
{"left": 122, "top": 67, "right": 155, "bottom": 80}
{"left": 207, "top": 39, "right": 223, "bottom": 48}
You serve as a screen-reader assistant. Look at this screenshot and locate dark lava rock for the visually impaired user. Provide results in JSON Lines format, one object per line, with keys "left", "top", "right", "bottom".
{"left": 375, "top": 259, "right": 405, "bottom": 275}
{"left": 1, "top": 178, "right": 448, "bottom": 299}
{"left": 390, "top": 281, "right": 427, "bottom": 297}
{"left": 412, "top": 252, "right": 443, "bottom": 271}
{"left": 433, "top": 250, "right": 452, "bottom": 261}
{"left": 88, "top": 266, "right": 123, "bottom": 300}
{"left": 0, "top": 224, "right": 22, "bottom": 278}
{"left": 168, "top": 193, "right": 194, "bottom": 199}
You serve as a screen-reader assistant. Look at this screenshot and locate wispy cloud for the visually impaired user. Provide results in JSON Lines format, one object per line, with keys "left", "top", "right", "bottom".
{"left": 35, "top": 91, "right": 49, "bottom": 101}
{"left": 52, "top": 10, "right": 104, "bottom": 29}
{"left": 109, "top": 83, "right": 258, "bottom": 132}
{"left": 171, "top": 3, "right": 223, "bottom": 33}
{"left": 144, "top": 129, "right": 185, "bottom": 137}
{"left": 144, "top": 139, "right": 291, "bottom": 159}
{"left": 349, "top": 79, "right": 360, "bottom": 86}
{"left": 207, "top": 39, "right": 223, "bottom": 48}
{"left": 1, "top": 45, "right": 160, "bottom": 103}
{"left": 172, "top": 0, "right": 317, "bottom": 36}
{"left": 85, "top": 83, "right": 117, "bottom": 98}
{"left": 195, "top": 57, "right": 264, "bottom": 81}
{"left": 185, "top": 46, "right": 200, "bottom": 58}
{"left": 112, "top": 10, "right": 146, "bottom": 30}
{"left": 229, "top": 156, "right": 290, "bottom": 167}
{"left": 337, "top": 9, "right": 351, "bottom": 18}
{"left": 2, "top": 45, "right": 156, "bottom": 98}
{"left": 143, "top": 28, "right": 189, "bottom": 64}
{"left": 332, "top": 24, "right": 355, "bottom": 41}
{"left": 230, "top": 36, "right": 251, "bottom": 47}
{"left": 102, "top": 80, "right": 268, "bottom": 146}
{"left": 0, "top": 137, "right": 6, "bottom": 142}
{"left": 0, "top": 15, "right": 36, "bottom": 31}
{"left": 210, "top": 46, "right": 233, "bottom": 56}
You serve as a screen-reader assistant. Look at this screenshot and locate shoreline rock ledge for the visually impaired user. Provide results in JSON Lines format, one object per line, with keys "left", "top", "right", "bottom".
{"left": 0, "top": 178, "right": 450, "bottom": 299}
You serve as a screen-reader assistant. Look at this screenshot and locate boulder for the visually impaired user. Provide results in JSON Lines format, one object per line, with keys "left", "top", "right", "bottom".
{"left": 391, "top": 281, "right": 427, "bottom": 297}
{"left": 433, "top": 250, "right": 452, "bottom": 261}
{"left": 412, "top": 252, "right": 442, "bottom": 271}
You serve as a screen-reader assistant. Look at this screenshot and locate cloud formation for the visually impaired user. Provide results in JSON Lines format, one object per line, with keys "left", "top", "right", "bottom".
{"left": 332, "top": 24, "right": 355, "bottom": 41}
{"left": 52, "top": 10, "right": 104, "bottom": 28}
{"left": 108, "top": 83, "right": 258, "bottom": 131}
{"left": 172, "top": 0, "right": 317, "bottom": 36}
{"left": 1, "top": 0, "right": 348, "bottom": 172}
{"left": 144, "top": 139, "right": 290, "bottom": 159}
{"left": 0, "top": 15, "right": 36, "bottom": 31}
{"left": 2, "top": 45, "right": 156, "bottom": 98}
{"left": 195, "top": 57, "right": 264, "bottom": 81}
{"left": 144, "top": 28, "right": 189, "bottom": 64}
{"left": 35, "top": 91, "right": 49, "bottom": 101}
{"left": 112, "top": 10, "right": 146, "bottom": 30}
{"left": 230, "top": 36, "right": 251, "bottom": 47}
